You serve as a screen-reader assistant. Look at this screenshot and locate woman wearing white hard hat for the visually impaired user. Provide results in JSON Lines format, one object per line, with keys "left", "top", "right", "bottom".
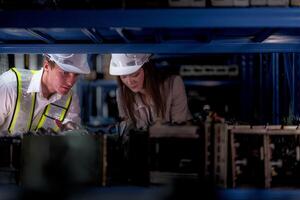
{"left": 0, "top": 54, "right": 90, "bottom": 135}
{"left": 110, "top": 53, "right": 192, "bottom": 130}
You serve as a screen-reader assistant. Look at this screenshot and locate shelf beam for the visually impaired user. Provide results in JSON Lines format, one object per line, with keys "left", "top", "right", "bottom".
{"left": 2, "top": 8, "right": 300, "bottom": 28}
{"left": 113, "top": 28, "right": 131, "bottom": 43}
{"left": 1, "top": 43, "right": 300, "bottom": 53}
{"left": 81, "top": 28, "right": 104, "bottom": 44}
{"left": 251, "top": 28, "right": 277, "bottom": 43}
{"left": 26, "top": 29, "right": 56, "bottom": 44}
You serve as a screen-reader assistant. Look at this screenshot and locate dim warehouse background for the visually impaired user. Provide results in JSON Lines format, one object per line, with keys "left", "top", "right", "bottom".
{"left": 2, "top": 0, "right": 300, "bottom": 200}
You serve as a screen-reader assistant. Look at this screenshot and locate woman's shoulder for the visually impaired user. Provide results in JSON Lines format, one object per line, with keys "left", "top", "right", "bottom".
{"left": 160, "top": 74, "right": 184, "bottom": 93}
{"left": 163, "top": 74, "right": 184, "bottom": 85}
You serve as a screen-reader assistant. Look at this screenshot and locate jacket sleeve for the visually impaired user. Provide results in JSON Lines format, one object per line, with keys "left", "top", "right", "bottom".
{"left": 0, "top": 73, "right": 16, "bottom": 129}
{"left": 170, "top": 76, "right": 192, "bottom": 123}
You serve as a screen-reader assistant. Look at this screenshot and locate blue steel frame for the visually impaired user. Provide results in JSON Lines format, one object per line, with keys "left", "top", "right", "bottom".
{"left": 2, "top": 8, "right": 300, "bottom": 28}
{"left": 283, "top": 53, "right": 295, "bottom": 123}
{"left": 2, "top": 43, "right": 300, "bottom": 53}
{"left": 0, "top": 8, "right": 300, "bottom": 53}
{"left": 1, "top": 8, "right": 300, "bottom": 124}
{"left": 272, "top": 53, "right": 280, "bottom": 124}
{"left": 239, "top": 54, "right": 255, "bottom": 123}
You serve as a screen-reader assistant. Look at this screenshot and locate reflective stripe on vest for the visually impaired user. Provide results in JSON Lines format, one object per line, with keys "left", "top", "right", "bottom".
{"left": 8, "top": 68, "right": 73, "bottom": 135}
{"left": 8, "top": 68, "right": 37, "bottom": 134}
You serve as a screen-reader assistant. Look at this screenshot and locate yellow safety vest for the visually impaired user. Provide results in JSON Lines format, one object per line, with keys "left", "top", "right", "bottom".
{"left": 8, "top": 68, "right": 73, "bottom": 135}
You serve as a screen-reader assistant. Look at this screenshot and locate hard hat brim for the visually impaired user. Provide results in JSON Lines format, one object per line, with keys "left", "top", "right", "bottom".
{"left": 46, "top": 54, "right": 90, "bottom": 74}
{"left": 57, "top": 63, "right": 90, "bottom": 74}
{"left": 109, "top": 64, "right": 142, "bottom": 76}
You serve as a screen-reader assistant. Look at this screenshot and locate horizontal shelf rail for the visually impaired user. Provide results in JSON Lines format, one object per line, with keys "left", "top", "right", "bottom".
{"left": 2, "top": 8, "right": 300, "bottom": 28}
{"left": 1, "top": 43, "right": 300, "bottom": 53}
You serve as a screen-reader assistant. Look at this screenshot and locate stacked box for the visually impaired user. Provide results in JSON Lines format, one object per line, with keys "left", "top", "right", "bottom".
{"left": 125, "top": 0, "right": 168, "bottom": 7}
{"left": 267, "top": 0, "right": 289, "bottom": 6}
{"left": 234, "top": 0, "right": 249, "bottom": 6}
{"left": 191, "top": 0, "right": 207, "bottom": 6}
{"left": 169, "top": 0, "right": 206, "bottom": 7}
{"left": 250, "top": 0, "right": 267, "bottom": 6}
{"left": 211, "top": 0, "right": 234, "bottom": 6}
{"left": 291, "top": 0, "right": 300, "bottom": 6}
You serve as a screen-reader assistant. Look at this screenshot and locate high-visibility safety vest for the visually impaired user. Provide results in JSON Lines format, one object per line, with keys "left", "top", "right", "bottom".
{"left": 8, "top": 68, "right": 73, "bottom": 135}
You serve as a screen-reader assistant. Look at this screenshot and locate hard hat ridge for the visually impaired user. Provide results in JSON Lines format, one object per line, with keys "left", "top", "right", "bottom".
{"left": 45, "top": 54, "right": 90, "bottom": 74}
{"left": 109, "top": 53, "right": 151, "bottom": 76}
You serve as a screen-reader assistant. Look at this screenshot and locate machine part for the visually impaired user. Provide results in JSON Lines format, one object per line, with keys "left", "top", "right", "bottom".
{"left": 235, "top": 159, "right": 247, "bottom": 166}
{"left": 230, "top": 126, "right": 265, "bottom": 188}
{"left": 270, "top": 160, "right": 283, "bottom": 168}
{"left": 296, "top": 146, "right": 300, "bottom": 161}
{"left": 149, "top": 124, "right": 200, "bottom": 138}
{"left": 148, "top": 124, "right": 203, "bottom": 185}
{"left": 214, "top": 123, "right": 228, "bottom": 188}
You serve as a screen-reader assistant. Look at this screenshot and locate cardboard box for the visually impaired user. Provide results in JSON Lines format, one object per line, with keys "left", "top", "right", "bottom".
{"left": 169, "top": 0, "right": 206, "bottom": 7}
{"left": 211, "top": 0, "right": 234, "bottom": 6}
{"left": 191, "top": 0, "right": 206, "bottom": 6}
{"left": 250, "top": 0, "right": 267, "bottom": 6}
{"left": 234, "top": 0, "right": 249, "bottom": 6}
{"left": 267, "top": 0, "right": 289, "bottom": 6}
{"left": 169, "top": 0, "right": 190, "bottom": 7}
{"left": 291, "top": 0, "right": 300, "bottom": 6}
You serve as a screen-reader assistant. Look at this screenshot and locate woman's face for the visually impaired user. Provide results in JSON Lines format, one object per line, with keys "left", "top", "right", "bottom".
{"left": 120, "top": 67, "right": 144, "bottom": 93}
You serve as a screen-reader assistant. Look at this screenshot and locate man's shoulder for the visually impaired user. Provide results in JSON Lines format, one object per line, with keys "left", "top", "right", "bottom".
{"left": 0, "top": 70, "right": 17, "bottom": 88}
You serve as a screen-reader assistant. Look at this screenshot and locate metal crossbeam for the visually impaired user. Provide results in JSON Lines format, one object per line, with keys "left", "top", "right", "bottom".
{"left": 26, "top": 29, "right": 56, "bottom": 44}
{"left": 1, "top": 9, "right": 300, "bottom": 28}
{"left": 1, "top": 42, "right": 300, "bottom": 53}
{"left": 81, "top": 28, "right": 103, "bottom": 43}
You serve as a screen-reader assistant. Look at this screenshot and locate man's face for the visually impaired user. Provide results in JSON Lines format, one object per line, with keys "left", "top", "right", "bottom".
{"left": 47, "top": 62, "right": 79, "bottom": 95}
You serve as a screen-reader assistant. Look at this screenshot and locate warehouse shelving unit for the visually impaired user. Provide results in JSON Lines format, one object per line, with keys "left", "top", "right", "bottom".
{"left": 1, "top": 8, "right": 300, "bottom": 124}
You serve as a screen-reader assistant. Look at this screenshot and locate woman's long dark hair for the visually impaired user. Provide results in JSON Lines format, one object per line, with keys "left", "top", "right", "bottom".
{"left": 117, "top": 61, "right": 167, "bottom": 125}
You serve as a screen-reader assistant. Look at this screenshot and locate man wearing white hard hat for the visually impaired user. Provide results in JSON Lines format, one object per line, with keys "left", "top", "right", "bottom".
{"left": 110, "top": 53, "right": 192, "bottom": 131}
{"left": 0, "top": 54, "right": 90, "bottom": 135}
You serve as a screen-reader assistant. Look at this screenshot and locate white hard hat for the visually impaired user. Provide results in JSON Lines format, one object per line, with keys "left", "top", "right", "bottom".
{"left": 45, "top": 54, "right": 90, "bottom": 74}
{"left": 109, "top": 53, "right": 151, "bottom": 76}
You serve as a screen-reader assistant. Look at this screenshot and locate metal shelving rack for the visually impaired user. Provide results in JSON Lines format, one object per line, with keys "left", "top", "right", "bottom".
{"left": 0, "top": 8, "right": 300, "bottom": 53}
{"left": 1, "top": 8, "right": 300, "bottom": 124}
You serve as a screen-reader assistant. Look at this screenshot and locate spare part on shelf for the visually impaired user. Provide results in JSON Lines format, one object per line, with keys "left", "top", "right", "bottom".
{"left": 148, "top": 124, "right": 203, "bottom": 185}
